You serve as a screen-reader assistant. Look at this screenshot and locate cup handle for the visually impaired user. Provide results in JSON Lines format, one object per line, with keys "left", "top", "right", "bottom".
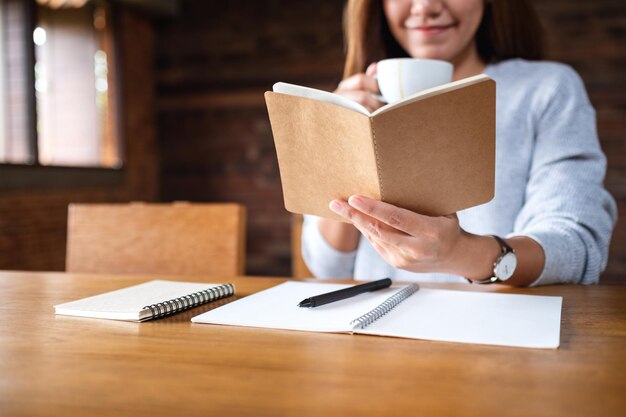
{"left": 373, "top": 74, "right": 387, "bottom": 103}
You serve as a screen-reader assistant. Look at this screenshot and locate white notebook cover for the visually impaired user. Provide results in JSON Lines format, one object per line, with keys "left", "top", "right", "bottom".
{"left": 55, "top": 280, "right": 231, "bottom": 321}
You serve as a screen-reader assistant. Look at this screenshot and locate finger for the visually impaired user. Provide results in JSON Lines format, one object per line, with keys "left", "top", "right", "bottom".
{"left": 330, "top": 199, "right": 408, "bottom": 246}
{"left": 366, "top": 234, "right": 393, "bottom": 260}
{"left": 337, "top": 73, "right": 380, "bottom": 95}
{"left": 350, "top": 216, "right": 422, "bottom": 270}
{"left": 365, "top": 62, "right": 378, "bottom": 77}
{"left": 347, "top": 195, "right": 429, "bottom": 235}
{"left": 331, "top": 199, "right": 427, "bottom": 269}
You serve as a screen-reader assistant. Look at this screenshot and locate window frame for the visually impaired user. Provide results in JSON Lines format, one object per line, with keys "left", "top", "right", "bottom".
{"left": 0, "top": 0, "right": 125, "bottom": 190}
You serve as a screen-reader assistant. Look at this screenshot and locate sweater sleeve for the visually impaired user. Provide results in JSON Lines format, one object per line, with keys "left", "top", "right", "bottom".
{"left": 301, "top": 215, "right": 357, "bottom": 279}
{"left": 509, "top": 65, "right": 617, "bottom": 286}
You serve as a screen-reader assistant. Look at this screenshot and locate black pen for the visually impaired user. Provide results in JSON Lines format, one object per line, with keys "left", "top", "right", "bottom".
{"left": 298, "top": 278, "right": 392, "bottom": 308}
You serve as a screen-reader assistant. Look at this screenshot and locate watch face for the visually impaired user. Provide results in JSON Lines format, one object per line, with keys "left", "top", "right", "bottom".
{"left": 495, "top": 252, "right": 517, "bottom": 281}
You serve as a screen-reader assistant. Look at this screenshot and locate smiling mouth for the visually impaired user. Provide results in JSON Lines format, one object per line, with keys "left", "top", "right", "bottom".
{"left": 407, "top": 23, "right": 457, "bottom": 34}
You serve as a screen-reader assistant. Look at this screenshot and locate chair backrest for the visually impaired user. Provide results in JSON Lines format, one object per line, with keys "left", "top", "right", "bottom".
{"left": 66, "top": 202, "right": 246, "bottom": 276}
{"left": 291, "top": 213, "right": 313, "bottom": 278}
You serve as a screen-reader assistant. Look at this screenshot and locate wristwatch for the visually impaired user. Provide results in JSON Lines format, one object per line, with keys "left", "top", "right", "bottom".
{"left": 471, "top": 235, "right": 517, "bottom": 284}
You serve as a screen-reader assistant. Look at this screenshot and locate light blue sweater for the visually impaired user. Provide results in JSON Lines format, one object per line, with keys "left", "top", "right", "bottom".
{"left": 302, "top": 59, "right": 617, "bottom": 286}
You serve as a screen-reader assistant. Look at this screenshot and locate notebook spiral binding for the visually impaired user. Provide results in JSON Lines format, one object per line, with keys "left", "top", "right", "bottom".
{"left": 350, "top": 284, "right": 419, "bottom": 330}
{"left": 142, "top": 283, "right": 235, "bottom": 320}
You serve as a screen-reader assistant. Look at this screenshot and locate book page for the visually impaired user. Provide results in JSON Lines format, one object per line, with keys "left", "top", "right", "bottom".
{"left": 54, "top": 280, "right": 227, "bottom": 321}
{"left": 192, "top": 281, "right": 404, "bottom": 333}
{"left": 357, "top": 289, "right": 562, "bottom": 349}
{"left": 272, "top": 75, "right": 490, "bottom": 118}
{"left": 371, "top": 74, "right": 490, "bottom": 116}
{"left": 273, "top": 82, "right": 370, "bottom": 115}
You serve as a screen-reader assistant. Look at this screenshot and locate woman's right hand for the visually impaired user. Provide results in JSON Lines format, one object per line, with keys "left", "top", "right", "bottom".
{"left": 334, "top": 63, "right": 385, "bottom": 113}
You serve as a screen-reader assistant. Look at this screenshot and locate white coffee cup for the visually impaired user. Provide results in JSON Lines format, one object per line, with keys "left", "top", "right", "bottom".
{"left": 377, "top": 58, "right": 453, "bottom": 103}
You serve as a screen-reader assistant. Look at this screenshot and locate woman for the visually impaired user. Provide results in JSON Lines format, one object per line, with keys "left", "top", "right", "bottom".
{"left": 301, "top": 0, "right": 617, "bottom": 286}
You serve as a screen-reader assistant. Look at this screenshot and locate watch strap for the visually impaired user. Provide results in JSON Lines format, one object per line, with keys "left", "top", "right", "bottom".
{"left": 492, "top": 235, "right": 514, "bottom": 255}
{"left": 470, "top": 235, "right": 514, "bottom": 285}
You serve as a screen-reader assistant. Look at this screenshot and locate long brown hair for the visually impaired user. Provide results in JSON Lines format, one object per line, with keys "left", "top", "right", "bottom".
{"left": 342, "top": 0, "right": 545, "bottom": 78}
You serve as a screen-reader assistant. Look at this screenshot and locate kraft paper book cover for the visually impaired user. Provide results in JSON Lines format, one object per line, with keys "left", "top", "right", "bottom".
{"left": 265, "top": 74, "right": 496, "bottom": 220}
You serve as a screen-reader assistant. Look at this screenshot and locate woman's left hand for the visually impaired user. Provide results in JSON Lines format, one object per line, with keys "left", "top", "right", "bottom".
{"left": 328, "top": 195, "right": 469, "bottom": 275}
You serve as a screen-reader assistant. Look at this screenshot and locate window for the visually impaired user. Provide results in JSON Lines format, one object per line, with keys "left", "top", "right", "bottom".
{"left": 0, "top": 0, "right": 121, "bottom": 169}
{"left": 0, "top": 0, "right": 33, "bottom": 164}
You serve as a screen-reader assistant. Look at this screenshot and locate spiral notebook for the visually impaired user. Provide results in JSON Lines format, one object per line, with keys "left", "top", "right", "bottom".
{"left": 55, "top": 280, "right": 235, "bottom": 322}
{"left": 191, "top": 281, "right": 562, "bottom": 349}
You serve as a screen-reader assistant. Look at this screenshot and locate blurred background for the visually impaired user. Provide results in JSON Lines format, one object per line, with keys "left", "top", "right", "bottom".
{"left": 0, "top": 0, "right": 624, "bottom": 282}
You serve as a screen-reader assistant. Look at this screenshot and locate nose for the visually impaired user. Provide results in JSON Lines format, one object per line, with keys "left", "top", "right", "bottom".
{"left": 410, "top": 0, "right": 444, "bottom": 17}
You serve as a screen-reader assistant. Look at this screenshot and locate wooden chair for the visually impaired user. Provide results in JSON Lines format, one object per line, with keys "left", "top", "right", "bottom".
{"left": 291, "top": 214, "right": 313, "bottom": 278}
{"left": 66, "top": 202, "right": 246, "bottom": 276}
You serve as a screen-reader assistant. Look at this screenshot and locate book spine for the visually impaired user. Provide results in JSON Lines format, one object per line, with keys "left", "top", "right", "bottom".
{"left": 349, "top": 284, "right": 419, "bottom": 329}
{"left": 142, "top": 283, "right": 235, "bottom": 321}
{"left": 370, "top": 120, "right": 385, "bottom": 202}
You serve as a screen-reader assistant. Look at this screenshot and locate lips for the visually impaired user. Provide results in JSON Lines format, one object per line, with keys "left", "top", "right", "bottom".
{"left": 406, "top": 23, "right": 457, "bottom": 34}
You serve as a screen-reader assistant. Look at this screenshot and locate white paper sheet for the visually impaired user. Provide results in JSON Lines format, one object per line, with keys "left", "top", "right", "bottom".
{"left": 192, "top": 281, "right": 402, "bottom": 332}
{"left": 192, "top": 282, "right": 562, "bottom": 349}
{"left": 357, "top": 288, "right": 562, "bottom": 348}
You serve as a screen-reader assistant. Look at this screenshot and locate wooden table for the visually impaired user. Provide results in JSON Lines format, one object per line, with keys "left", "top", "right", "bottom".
{"left": 1, "top": 271, "right": 625, "bottom": 417}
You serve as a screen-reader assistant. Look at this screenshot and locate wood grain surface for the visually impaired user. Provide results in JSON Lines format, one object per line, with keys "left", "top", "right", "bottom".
{"left": 66, "top": 202, "right": 246, "bottom": 276}
{"left": 1, "top": 271, "right": 625, "bottom": 417}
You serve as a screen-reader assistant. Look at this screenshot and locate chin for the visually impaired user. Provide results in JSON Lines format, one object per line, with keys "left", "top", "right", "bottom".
{"left": 407, "top": 47, "right": 454, "bottom": 62}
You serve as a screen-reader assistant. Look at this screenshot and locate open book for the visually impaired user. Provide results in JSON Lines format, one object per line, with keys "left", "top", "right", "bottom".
{"left": 265, "top": 75, "right": 495, "bottom": 220}
{"left": 55, "top": 280, "right": 235, "bottom": 322}
{"left": 192, "top": 281, "right": 563, "bottom": 349}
